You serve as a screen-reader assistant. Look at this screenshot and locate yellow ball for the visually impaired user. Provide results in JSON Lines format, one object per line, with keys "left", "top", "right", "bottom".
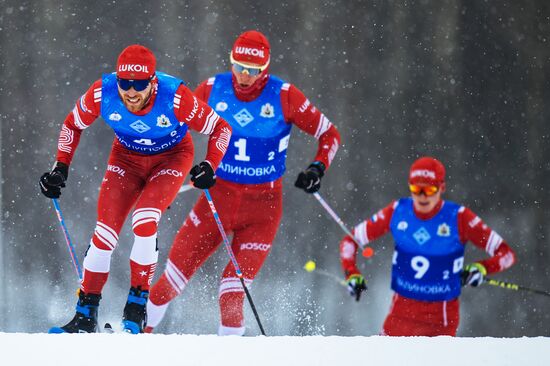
{"left": 304, "top": 260, "right": 316, "bottom": 272}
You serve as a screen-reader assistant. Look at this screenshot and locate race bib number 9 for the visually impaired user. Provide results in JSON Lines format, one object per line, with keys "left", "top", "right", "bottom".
{"left": 391, "top": 249, "right": 465, "bottom": 301}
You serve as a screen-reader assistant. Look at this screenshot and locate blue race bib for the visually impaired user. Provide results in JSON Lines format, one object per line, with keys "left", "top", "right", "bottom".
{"left": 208, "top": 73, "right": 292, "bottom": 183}
{"left": 101, "top": 72, "right": 188, "bottom": 154}
{"left": 389, "top": 198, "right": 465, "bottom": 301}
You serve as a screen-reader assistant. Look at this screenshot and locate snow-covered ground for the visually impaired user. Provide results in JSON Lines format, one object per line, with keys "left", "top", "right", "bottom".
{"left": 1, "top": 333, "right": 548, "bottom": 366}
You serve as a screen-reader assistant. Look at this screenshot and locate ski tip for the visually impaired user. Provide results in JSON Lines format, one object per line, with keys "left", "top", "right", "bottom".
{"left": 122, "top": 320, "right": 141, "bottom": 334}
{"left": 48, "top": 327, "right": 66, "bottom": 334}
{"left": 103, "top": 323, "right": 114, "bottom": 333}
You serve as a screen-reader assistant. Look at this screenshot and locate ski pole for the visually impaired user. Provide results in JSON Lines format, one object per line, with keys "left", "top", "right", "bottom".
{"left": 304, "top": 260, "right": 346, "bottom": 286}
{"left": 52, "top": 198, "right": 82, "bottom": 280}
{"left": 484, "top": 278, "right": 550, "bottom": 298}
{"left": 312, "top": 192, "right": 374, "bottom": 258}
{"left": 203, "top": 189, "right": 266, "bottom": 336}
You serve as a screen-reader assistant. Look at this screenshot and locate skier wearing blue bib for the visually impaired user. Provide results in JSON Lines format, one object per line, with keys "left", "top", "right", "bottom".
{"left": 339, "top": 157, "right": 517, "bottom": 336}
{"left": 39, "top": 45, "right": 231, "bottom": 333}
{"left": 145, "top": 30, "right": 341, "bottom": 335}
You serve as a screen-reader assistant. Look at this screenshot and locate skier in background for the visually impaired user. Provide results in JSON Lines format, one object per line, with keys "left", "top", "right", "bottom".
{"left": 145, "top": 30, "right": 341, "bottom": 335}
{"left": 339, "top": 156, "right": 516, "bottom": 336}
{"left": 39, "top": 44, "right": 231, "bottom": 333}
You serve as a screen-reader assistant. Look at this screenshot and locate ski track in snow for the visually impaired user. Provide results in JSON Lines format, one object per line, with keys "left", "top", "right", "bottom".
{"left": 1, "top": 333, "right": 549, "bottom": 366}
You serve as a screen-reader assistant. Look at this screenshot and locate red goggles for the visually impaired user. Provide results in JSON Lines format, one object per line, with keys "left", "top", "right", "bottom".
{"left": 409, "top": 184, "right": 439, "bottom": 197}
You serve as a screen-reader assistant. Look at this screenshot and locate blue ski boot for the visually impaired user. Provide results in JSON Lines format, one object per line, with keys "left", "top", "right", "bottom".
{"left": 49, "top": 290, "right": 101, "bottom": 333}
{"left": 122, "top": 287, "right": 148, "bottom": 334}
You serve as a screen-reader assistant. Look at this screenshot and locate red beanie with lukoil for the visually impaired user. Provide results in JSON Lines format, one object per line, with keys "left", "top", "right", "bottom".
{"left": 409, "top": 157, "right": 446, "bottom": 186}
{"left": 117, "top": 45, "right": 156, "bottom": 80}
{"left": 231, "top": 30, "right": 270, "bottom": 67}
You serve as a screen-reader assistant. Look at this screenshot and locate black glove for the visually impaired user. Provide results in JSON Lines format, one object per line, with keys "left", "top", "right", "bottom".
{"left": 294, "top": 161, "right": 325, "bottom": 193}
{"left": 39, "top": 162, "right": 69, "bottom": 199}
{"left": 461, "top": 263, "right": 487, "bottom": 287}
{"left": 190, "top": 161, "right": 216, "bottom": 189}
{"left": 346, "top": 274, "right": 367, "bottom": 301}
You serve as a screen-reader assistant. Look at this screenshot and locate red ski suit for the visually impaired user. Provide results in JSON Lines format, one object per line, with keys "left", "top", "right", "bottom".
{"left": 147, "top": 76, "right": 341, "bottom": 334}
{"left": 55, "top": 76, "right": 231, "bottom": 295}
{"left": 340, "top": 200, "right": 516, "bottom": 336}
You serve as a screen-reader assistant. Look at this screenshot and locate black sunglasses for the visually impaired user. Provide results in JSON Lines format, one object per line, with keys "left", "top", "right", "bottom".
{"left": 117, "top": 77, "right": 152, "bottom": 92}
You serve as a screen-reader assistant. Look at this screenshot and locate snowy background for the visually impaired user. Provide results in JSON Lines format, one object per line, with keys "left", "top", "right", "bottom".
{"left": 1, "top": 0, "right": 549, "bottom": 337}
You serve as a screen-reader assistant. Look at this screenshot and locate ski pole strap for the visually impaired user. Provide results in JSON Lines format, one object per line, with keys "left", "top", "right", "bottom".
{"left": 312, "top": 192, "right": 364, "bottom": 249}
{"left": 485, "top": 278, "right": 550, "bottom": 298}
{"left": 203, "top": 189, "right": 243, "bottom": 277}
{"left": 52, "top": 198, "right": 83, "bottom": 280}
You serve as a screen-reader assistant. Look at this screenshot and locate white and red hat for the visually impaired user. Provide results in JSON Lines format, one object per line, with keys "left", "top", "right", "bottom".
{"left": 409, "top": 157, "right": 446, "bottom": 186}
{"left": 117, "top": 44, "right": 156, "bottom": 80}
{"left": 230, "top": 30, "right": 270, "bottom": 67}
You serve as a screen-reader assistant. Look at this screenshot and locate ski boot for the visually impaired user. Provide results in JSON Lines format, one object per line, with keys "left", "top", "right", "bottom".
{"left": 49, "top": 290, "right": 101, "bottom": 333}
{"left": 122, "top": 286, "right": 148, "bottom": 334}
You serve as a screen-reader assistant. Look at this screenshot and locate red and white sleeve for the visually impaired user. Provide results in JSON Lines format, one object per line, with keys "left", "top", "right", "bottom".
{"left": 281, "top": 84, "right": 341, "bottom": 169}
{"left": 340, "top": 201, "right": 397, "bottom": 276}
{"left": 175, "top": 84, "right": 231, "bottom": 170}
{"left": 55, "top": 79, "right": 102, "bottom": 166}
{"left": 193, "top": 78, "right": 214, "bottom": 103}
{"left": 458, "top": 206, "right": 517, "bottom": 274}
